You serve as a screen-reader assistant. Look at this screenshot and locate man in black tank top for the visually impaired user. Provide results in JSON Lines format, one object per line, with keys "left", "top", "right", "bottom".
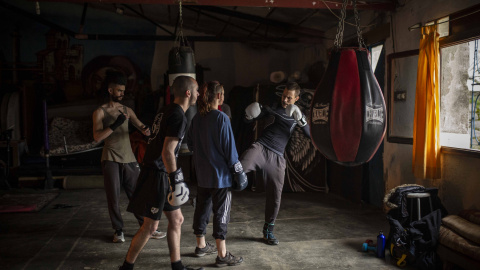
{"left": 240, "top": 82, "right": 310, "bottom": 245}
{"left": 93, "top": 71, "right": 165, "bottom": 243}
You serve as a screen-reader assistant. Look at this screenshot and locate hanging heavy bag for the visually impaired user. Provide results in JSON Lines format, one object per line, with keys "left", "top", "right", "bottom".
{"left": 310, "top": 0, "right": 386, "bottom": 166}
{"left": 168, "top": 2, "right": 196, "bottom": 87}
{"left": 168, "top": 46, "right": 196, "bottom": 86}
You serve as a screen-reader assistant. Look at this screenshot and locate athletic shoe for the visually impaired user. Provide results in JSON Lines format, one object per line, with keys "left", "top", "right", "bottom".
{"left": 182, "top": 267, "right": 205, "bottom": 270}
{"left": 113, "top": 231, "right": 125, "bottom": 243}
{"left": 194, "top": 242, "right": 217, "bottom": 257}
{"left": 215, "top": 252, "right": 243, "bottom": 267}
{"left": 151, "top": 230, "right": 167, "bottom": 239}
{"left": 263, "top": 230, "right": 279, "bottom": 245}
{"left": 263, "top": 222, "right": 279, "bottom": 245}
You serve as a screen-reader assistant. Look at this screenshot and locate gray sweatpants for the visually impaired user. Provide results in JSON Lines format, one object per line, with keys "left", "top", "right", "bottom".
{"left": 239, "top": 142, "right": 286, "bottom": 224}
{"left": 102, "top": 160, "right": 143, "bottom": 230}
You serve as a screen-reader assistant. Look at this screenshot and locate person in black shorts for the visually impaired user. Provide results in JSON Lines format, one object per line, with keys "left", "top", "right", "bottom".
{"left": 118, "top": 76, "right": 203, "bottom": 270}
{"left": 187, "top": 81, "right": 246, "bottom": 267}
{"left": 241, "top": 82, "right": 311, "bottom": 245}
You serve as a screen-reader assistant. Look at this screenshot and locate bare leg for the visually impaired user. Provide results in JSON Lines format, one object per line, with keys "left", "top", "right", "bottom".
{"left": 196, "top": 235, "right": 206, "bottom": 248}
{"left": 125, "top": 217, "right": 159, "bottom": 263}
{"left": 216, "top": 239, "right": 226, "bottom": 258}
{"left": 164, "top": 209, "right": 184, "bottom": 262}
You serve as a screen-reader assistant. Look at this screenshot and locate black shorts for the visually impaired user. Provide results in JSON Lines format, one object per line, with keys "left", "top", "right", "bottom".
{"left": 127, "top": 168, "right": 180, "bottom": 220}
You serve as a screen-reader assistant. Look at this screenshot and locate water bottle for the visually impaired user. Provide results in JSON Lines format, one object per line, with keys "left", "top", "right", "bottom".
{"left": 376, "top": 231, "right": 386, "bottom": 258}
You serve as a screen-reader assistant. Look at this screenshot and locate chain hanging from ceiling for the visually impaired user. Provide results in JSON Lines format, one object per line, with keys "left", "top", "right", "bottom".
{"left": 174, "top": 0, "right": 189, "bottom": 48}
{"left": 333, "top": 0, "right": 366, "bottom": 50}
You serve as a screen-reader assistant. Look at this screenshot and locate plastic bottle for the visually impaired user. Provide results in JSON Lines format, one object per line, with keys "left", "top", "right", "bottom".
{"left": 376, "top": 231, "right": 386, "bottom": 258}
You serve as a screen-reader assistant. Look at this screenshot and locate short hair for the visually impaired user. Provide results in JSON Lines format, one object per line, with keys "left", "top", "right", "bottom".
{"left": 172, "top": 75, "right": 196, "bottom": 97}
{"left": 104, "top": 70, "right": 127, "bottom": 89}
{"left": 285, "top": 82, "right": 301, "bottom": 96}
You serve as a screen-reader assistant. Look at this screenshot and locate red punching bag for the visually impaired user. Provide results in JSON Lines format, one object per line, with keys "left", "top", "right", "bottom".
{"left": 310, "top": 0, "right": 386, "bottom": 166}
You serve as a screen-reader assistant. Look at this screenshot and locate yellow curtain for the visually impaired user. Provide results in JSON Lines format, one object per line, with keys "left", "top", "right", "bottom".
{"left": 412, "top": 25, "right": 441, "bottom": 179}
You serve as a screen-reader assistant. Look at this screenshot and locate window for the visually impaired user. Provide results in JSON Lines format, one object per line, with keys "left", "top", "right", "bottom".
{"left": 370, "top": 44, "right": 383, "bottom": 73}
{"left": 438, "top": 4, "right": 480, "bottom": 155}
{"left": 440, "top": 39, "right": 480, "bottom": 151}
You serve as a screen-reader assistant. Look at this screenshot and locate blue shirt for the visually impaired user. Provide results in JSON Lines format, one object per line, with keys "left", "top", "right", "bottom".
{"left": 187, "top": 110, "right": 238, "bottom": 189}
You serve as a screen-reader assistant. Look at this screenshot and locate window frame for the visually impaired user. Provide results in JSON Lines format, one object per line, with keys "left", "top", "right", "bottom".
{"left": 439, "top": 4, "right": 480, "bottom": 158}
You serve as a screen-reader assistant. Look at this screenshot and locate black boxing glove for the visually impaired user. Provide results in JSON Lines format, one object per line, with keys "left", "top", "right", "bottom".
{"left": 110, "top": 111, "right": 126, "bottom": 131}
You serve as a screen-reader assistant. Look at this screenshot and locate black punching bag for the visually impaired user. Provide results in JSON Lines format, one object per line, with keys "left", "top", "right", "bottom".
{"left": 168, "top": 46, "right": 196, "bottom": 86}
{"left": 310, "top": 48, "right": 386, "bottom": 166}
{"left": 168, "top": 46, "right": 197, "bottom": 151}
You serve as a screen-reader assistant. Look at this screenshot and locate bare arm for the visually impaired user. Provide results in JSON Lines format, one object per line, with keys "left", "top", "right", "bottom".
{"left": 93, "top": 108, "right": 113, "bottom": 143}
{"left": 126, "top": 107, "right": 151, "bottom": 136}
{"left": 162, "top": 136, "right": 180, "bottom": 174}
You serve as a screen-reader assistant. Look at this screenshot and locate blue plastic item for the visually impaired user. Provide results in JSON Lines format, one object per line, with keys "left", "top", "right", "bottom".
{"left": 361, "top": 243, "right": 376, "bottom": 252}
{"left": 376, "top": 231, "right": 386, "bottom": 258}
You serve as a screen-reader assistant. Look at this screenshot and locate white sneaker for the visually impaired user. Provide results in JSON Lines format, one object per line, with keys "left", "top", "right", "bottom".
{"left": 151, "top": 230, "right": 167, "bottom": 239}
{"left": 113, "top": 231, "right": 125, "bottom": 243}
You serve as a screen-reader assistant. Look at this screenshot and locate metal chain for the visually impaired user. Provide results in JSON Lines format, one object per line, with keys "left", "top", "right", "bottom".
{"left": 333, "top": 0, "right": 348, "bottom": 49}
{"left": 174, "top": 0, "right": 187, "bottom": 47}
{"left": 353, "top": 0, "right": 366, "bottom": 49}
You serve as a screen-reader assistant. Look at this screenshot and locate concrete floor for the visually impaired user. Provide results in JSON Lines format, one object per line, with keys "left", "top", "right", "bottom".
{"left": 0, "top": 187, "right": 409, "bottom": 270}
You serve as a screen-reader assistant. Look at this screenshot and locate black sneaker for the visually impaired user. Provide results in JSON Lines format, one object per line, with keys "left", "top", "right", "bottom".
{"left": 182, "top": 267, "right": 204, "bottom": 270}
{"left": 195, "top": 242, "right": 217, "bottom": 257}
{"left": 215, "top": 252, "right": 243, "bottom": 267}
{"left": 263, "top": 222, "right": 279, "bottom": 245}
{"left": 263, "top": 231, "right": 279, "bottom": 245}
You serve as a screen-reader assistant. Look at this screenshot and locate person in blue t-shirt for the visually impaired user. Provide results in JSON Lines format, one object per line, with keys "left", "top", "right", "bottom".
{"left": 187, "top": 81, "right": 246, "bottom": 267}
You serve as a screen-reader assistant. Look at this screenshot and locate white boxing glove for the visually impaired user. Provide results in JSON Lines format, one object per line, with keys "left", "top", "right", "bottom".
{"left": 167, "top": 168, "right": 190, "bottom": 206}
{"left": 286, "top": 104, "right": 307, "bottom": 127}
{"left": 245, "top": 102, "right": 262, "bottom": 120}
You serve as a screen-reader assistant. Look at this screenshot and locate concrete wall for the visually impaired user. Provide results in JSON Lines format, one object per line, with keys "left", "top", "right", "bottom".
{"left": 150, "top": 25, "right": 326, "bottom": 97}
{"left": 378, "top": 0, "right": 480, "bottom": 214}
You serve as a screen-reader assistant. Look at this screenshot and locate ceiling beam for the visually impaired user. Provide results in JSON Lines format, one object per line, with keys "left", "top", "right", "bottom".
{"left": 1, "top": 0, "right": 76, "bottom": 36}
{"left": 248, "top": 7, "right": 276, "bottom": 37}
{"left": 1, "top": 1, "right": 325, "bottom": 43}
{"left": 35, "top": 0, "right": 395, "bottom": 11}
{"left": 122, "top": 4, "right": 175, "bottom": 35}
{"left": 73, "top": 34, "right": 325, "bottom": 43}
{"left": 193, "top": 5, "right": 325, "bottom": 38}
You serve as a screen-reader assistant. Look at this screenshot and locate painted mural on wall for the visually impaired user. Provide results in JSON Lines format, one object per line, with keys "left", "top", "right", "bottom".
{"left": 81, "top": 55, "right": 141, "bottom": 99}
{"left": 35, "top": 28, "right": 142, "bottom": 104}
{"left": 36, "top": 29, "right": 84, "bottom": 82}
{"left": 36, "top": 29, "right": 84, "bottom": 103}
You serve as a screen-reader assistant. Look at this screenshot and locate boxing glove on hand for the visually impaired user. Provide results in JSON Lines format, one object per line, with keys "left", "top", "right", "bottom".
{"left": 110, "top": 111, "right": 127, "bottom": 131}
{"left": 167, "top": 168, "right": 190, "bottom": 206}
{"left": 142, "top": 125, "right": 151, "bottom": 136}
{"left": 285, "top": 104, "right": 307, "bottom": 127}
{"left": 245, "top": 102, "right": 262, "bottom": 120}
{"left": 231, "top": 161, "right": 248, "bottom": 191}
